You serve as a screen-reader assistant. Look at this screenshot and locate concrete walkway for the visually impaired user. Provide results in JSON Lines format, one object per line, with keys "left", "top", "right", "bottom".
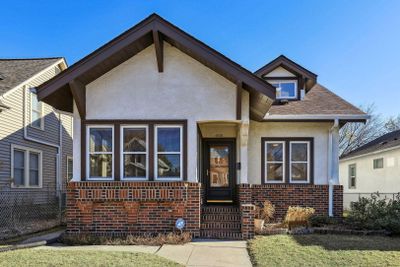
{"left": 36, "top": 239, "right": 252, "bottom": 267}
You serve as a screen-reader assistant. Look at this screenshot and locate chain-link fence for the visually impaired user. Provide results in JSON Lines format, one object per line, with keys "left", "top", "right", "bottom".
{"left": 0, "top": 187, "right": 66, "bottom": 240}
{"left": 343, "top": 192, "right": 400, "bottom": 210}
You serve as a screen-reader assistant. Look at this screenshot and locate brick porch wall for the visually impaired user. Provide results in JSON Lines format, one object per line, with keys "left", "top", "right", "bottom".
{"left": 66, "top": 182, "right": 202, "bottom": 237}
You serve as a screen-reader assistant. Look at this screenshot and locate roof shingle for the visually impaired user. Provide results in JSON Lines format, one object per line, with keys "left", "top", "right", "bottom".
{"left": 0, "top": 58, "right": 62, "bottom": 95}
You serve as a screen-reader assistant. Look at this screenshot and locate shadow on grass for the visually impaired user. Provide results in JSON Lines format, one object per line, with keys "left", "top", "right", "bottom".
{"left": 292, "top": 234, "right": 400, "bottom": 251}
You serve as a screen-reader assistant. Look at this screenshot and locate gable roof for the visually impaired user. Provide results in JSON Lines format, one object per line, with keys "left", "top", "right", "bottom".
{"left": 255, "top": 55, "right": 317, "bottom": 81}
{"left": 0, "top": 58, "right": 63, "bottom": 96}
{"left": 37, "top": 13, "right": 276, "bottom": 120}
{"left": 341, "top": 130, "right": 400, "bottom": 160}
{"left": 264, "top": 83, "right": 368, "bottom": 122}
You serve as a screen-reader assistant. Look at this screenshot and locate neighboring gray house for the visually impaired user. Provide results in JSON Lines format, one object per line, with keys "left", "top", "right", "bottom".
{"left": 0, "top": 58, "right": 73, "bottom": 199}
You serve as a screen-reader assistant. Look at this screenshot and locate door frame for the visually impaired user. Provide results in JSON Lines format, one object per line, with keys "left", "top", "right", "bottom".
{"left": 202, "top": 138, "right": 236, "bottom": 204}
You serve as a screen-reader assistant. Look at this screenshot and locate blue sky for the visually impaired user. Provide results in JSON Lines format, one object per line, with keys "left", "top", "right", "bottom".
{"left": 1, "top": 1, "right": 399, "bottom": 117}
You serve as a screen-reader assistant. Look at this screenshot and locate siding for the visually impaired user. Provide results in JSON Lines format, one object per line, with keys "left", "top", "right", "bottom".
{"left": 0, "top": 64, "right": 73, "bottom": 202}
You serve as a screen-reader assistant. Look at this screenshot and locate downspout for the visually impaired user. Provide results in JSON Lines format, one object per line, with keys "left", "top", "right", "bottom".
{"left": 328, "top": 118, "right": 339, "bottom": 217}
{"left": 23, "top": 86, "right": 62, "bottom": 194}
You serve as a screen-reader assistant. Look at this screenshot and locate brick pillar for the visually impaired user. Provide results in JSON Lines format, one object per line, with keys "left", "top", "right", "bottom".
{"left": 333, "top": 185, "right": 343, "bottom": 218}
{"left": 238, "top": 184, "right": 255, "bottom": 239}
{"left": 240, "top": 204, "right": 255, "bottom": 239}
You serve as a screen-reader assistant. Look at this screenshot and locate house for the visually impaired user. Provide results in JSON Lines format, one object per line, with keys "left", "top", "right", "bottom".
{"left": 37, "top": 14, "right": 367, "bottom": 239}
{"left": 0, "top": 58, "right": 73, "bottom": 236}
{"left": 339, "top": 130, "right": 400, "bottom": 208}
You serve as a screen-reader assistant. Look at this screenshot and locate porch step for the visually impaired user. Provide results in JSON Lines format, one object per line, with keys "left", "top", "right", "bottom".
{"left": 200, "top": 230, "right": 242, "bottom": 240}
{"left": 200, "top": 205, "right": 242, "bottom": 240}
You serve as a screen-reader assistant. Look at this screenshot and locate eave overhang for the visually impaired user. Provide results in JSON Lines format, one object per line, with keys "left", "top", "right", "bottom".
{"left": 37, "top": 13, "right": 275, "bottom": 121}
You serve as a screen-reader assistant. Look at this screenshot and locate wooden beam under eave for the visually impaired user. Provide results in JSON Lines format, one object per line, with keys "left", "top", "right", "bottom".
{"left": 236, "top": 81, "right": 242, "bottom": 120}
{"left": 153, "top": 30, "right": 164, "bottom": 72}
{"left": 69, "top": 79, "right": 86, "bottom": 119}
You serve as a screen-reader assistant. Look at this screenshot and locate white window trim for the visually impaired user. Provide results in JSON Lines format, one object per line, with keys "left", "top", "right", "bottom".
{"left": 86, "top": 125, "right": 114, "bottom": 181}
{"left": 30, "top": 91, "right": 45, "bottom": 130}
{"left": 270, "top": 80, "right": 298, "bottom": 100}
{"left": 120, "top": 125, "right": 149, "bottom": 181}
{"left": 289, "top": 141, "right": 310, "bottom": 183}
{"left": 348, "top": 164, "right": 356, "bottom": 189}
{"left": 154, "top": 125, "right": 183, "bottom": 181}
{"left": 67, "top": 156, "right": 73, "bottom": 181}
{"left": 11, "top": 144, "right": 43, "bottom": 188}
{"left": 265, "top": 141, "right": 285, "bottom": 184}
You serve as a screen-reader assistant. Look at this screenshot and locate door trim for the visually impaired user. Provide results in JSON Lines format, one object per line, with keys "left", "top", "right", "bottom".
{"left": 202, "top": 138, "right": 236, "bottom": 204}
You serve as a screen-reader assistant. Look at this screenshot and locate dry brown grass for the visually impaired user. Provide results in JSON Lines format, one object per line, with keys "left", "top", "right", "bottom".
{"left": 284, "top": 206, "right": 315, "bottom": 230}
{"left": 255, "top": 200, "right": 275, "bottom": 222}
{"left": 60, "top": 232, "right": 192, "bottom": 246}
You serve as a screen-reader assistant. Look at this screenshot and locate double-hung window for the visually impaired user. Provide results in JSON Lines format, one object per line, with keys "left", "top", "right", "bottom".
{"left": 11, "top": 145, "right": 42, "bottom": 188}
{"left": 155, "top": 125, "right": 183, "bottom": 180}
{"left": 289, "top": 141, "right": 310, "bottom": 183}
{"left": 348, "top": 164, "right": 356, "bottom": 189}
{"left": 373, "top": 158, "right": 384, "bottom": 169}
{"left": 87, "top": 126, "right": 114, "bottom": 180}
{"left": 121, "top": 126, "right": 148, "bottom": 180}
{"left": 30, "top": 91, "right": 44, "bottom": 129}
{"left": 263, "top": 138, "right": 313, "bottom": 184}
{"left": 264, "top": 141, "right": 285, "bottom": 183}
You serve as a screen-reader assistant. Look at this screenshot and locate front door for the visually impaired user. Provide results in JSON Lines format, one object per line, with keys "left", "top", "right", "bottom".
{"left": 203, "top": 139, "right": 236, "bottom": 204}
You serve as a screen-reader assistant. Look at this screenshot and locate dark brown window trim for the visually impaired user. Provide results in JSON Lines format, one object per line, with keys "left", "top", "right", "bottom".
{"left": 81, "top": 119, "right": 187, "bottom": 181}
{"left": 261, "top": 137, "right": 314, "bottom": 185}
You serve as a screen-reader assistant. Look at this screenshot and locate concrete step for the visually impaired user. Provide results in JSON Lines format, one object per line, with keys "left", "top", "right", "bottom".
{"left": 200, "top": 230, "right": 242, "bottom": 240}
{"left": 201, "top": 222, "right": 241, "bottom": 230}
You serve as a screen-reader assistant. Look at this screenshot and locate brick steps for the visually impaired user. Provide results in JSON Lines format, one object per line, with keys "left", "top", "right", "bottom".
{"left": 200, "top": 206, "right": 242, "bottom": 240}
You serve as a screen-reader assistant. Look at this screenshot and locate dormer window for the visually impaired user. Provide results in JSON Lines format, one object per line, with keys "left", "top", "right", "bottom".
{"left": 270, "top": 80, "right": 297, "bottom": 99}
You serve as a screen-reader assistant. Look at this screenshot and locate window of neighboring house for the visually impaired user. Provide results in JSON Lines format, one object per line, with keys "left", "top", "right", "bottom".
{"left": 30, "top": 91, "right": 44, "bottom": 129}
{"left": 155, "top": 125, "right": 183, "bottom": 180}
{"left": 373, "top": 158, "right": 384, "bottom": 169}
{"left": 269, "top": 80, "right": 297, "bottom": 99}
{"left": 67, "top": 157, "right": 73, "bottom": 181}
{"left": 349, "top": 164, "right": 356, "bottom": 189}
{"left": 11, "top": 145, "right": 42, "bottom": 188}
{"left": 121, "top": 126, "right": 148, "bottom": 180}
{"left": 264, "top": 141, "right": 285, "bottom": 183}
{"left": 263, "top": 138, "right": 313, "bottom": 184}
{"left": 289, "top": 141, "right": 310, "bottom": 183}
{"left": 87, "top": 126, "right": 114, "bottom": 180}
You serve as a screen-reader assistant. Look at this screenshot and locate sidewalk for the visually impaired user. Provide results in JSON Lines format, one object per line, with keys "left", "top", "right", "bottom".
{"left": 36, "top": 239, "right": 252, "bottom": 267}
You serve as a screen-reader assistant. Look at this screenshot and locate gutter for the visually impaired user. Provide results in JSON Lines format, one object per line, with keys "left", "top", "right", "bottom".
{"left": 264, "top": 114, "right": 370, "bottom": 122}
{"left": 23, "top": 86, "right": 62, "bottom": 193}
{"left": 328, "top": 118, "right": 339, "bottom": 217}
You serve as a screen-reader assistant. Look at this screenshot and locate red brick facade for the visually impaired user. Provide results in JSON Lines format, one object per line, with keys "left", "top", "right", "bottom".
{"left": 66, "top": 182, "right": 201, "bottom": 236}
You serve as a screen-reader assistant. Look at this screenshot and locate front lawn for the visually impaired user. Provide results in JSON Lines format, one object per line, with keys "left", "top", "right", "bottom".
{"left": 249, "top": 234, "right": 400, "bottom": 267}
{"left": 0, "top": 248, "right": 181, "bottom": 267}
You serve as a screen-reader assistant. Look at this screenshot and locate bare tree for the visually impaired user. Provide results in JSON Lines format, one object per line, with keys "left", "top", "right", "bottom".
{"left": 384, "top": 115, "right": 400, "bottom": 132}
{"left": 339, "top": 104, "right": 386, "bottom": 156}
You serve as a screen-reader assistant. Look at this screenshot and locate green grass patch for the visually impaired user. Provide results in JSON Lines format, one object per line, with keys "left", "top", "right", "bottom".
{"left": 249, "top": 234, "right": 400, "bottom": 267}
{"left": 0, "top": 248, "right": 182, "bottom": 267}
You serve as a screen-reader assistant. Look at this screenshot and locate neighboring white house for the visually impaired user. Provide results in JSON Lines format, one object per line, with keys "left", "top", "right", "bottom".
{"left": 339, "top": 130, "right": 400, "bottom": 208}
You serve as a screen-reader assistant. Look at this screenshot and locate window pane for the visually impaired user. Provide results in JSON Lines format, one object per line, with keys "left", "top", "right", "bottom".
{"left": 266, "top": 143, "right": 283, "bottom": 161}
{"left": 373, "top": 158, "right": 383, "bottom": 169}
{"left": 14, "top": 150, "right": 24, "bottom": 168}
{"left": 291, "top": 143, "right": 308, "bottom": 161}
{"left": 31, "top": 93, "right": 41, "bottom": 110}
{"left": 291, "top": 163, "right": 308, "bottom": 181}
{"left": 32, "top": 111, "right": 42, "bottom": 128}
{"left": 124, "top": 154, "right": 146, "bottom": 178}
{"left": 13, "top": 150, "right": 25, "bottom": 186}
{"left": 89, "top": 154, "right": 112, "bottom": 178}
{"left": 123, "top": 128, "right": 146, "bottom": 152}
{"left": 210, "top": 145, "right": 229, "bottom": 187}
{"left": 266, "top": 163, "right": 283, "bottom": 181}
{"left": 29, "top": 170, "right": 39, "bottom": 186}
{"left": 29, "top": 153, "right": 39, "bottom": 171}
{"left": 158, "top": 154, "right": 180, "bottom": 178}
{"left": 89, "top": 128, "right": 112, "bottom": 152}
{"left": 157, "top": 127, "right": 180, "bottom": 152}
{"left": 14, "top": 169, "right": 24, "bottom": 186}
{"left": 280, "top": 82, "right": 296, "bottom": 97}
{"left": 67, "top": 159, "right": 73, "bottom": 180}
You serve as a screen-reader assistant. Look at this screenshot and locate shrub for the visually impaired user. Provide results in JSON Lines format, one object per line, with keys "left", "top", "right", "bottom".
{"left": 60, "top": 232, "right": 192, "bottom": 246}
{"left": 309, "top": 215, "right": 338, "bottom": 227}
{"left": 255, "top": 200, "right": 275, "bottom": 223}
{"left": 346, "top": 193, "right": 400, "bottom": 234}
{"left": 284, "top": 206, "right": 315, "bottom": 230}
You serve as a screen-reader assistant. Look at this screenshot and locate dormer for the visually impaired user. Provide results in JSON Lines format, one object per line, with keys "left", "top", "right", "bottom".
{"left": 255, "top": 55, "right": 317, "bottom": 103}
